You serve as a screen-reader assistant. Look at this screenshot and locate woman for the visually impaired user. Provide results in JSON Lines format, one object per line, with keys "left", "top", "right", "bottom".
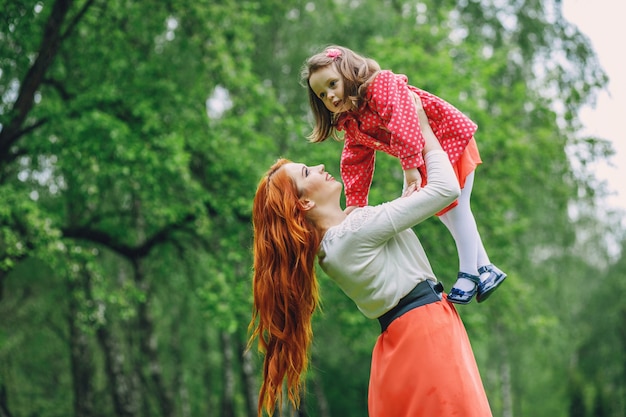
{"left": 248, "top": 99, "right": 492, "bottom": 417}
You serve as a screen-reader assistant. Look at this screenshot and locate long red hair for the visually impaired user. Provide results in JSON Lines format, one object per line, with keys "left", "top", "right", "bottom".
{"left": 248, "top": 158, "right": 322, "bottom": 416}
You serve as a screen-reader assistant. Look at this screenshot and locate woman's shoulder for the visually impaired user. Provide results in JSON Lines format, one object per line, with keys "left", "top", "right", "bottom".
{"left": 323, "top": 207, "right": 375, "bottom": 242}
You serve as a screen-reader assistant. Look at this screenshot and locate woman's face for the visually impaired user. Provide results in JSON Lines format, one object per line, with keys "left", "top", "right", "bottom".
{"left": 283, "top": 162, "right": 342, "bottom": 206}
{"left": 308, "top": 65, "right": 347, "bottom": 114}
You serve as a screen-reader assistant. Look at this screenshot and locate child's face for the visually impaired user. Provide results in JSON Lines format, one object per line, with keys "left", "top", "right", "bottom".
{"left": 308, "top": 65, "right": 347, "bottom": 114}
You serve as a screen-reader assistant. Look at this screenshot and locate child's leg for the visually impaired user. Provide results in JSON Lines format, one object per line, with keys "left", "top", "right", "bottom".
{"left": 476, "top": 238, "right": 491, "bottom": 271}
{"left": 439, "top": 171, "right": 482, "bottom": 291}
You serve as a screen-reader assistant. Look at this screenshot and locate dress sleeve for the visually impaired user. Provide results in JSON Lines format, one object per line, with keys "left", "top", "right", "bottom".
{"left": 341, "top": 134, "right": 376, "bottom": 207}
{"left": 369, "top": 71, "right": 426, "bottom": 170}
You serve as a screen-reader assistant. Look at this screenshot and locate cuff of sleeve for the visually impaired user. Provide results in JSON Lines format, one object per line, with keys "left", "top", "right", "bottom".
{"left": 400, "top": 153, "right": 425, "bottom": 170}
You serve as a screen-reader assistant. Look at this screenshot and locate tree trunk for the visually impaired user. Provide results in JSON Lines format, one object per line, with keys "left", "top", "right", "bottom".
{"left": 281, "top": 388, "right": 298, "bottom": 417}
{"left": 0, "top": 384, "right": 14, "bottom": 417}
{"left": 171, "top": 295, "right": 191, "bottom": 417}
{"left": 0, "top": 271, "right": 5, "bottom": 302}
{"left": 311, "top": 364, "right": 331, "bottom": 417}
{"left": 93, "top": 266, "right": 140, "bottom": 417}
{"left": 498, "top": 323, "right": 514, "bottom": 417}
{"left": 201, "top": 332, "right": 217, "bottom": 414}
{"left": 238, "top": 338, "right": 258, "bottom": 417}
{"left": 500, "top": 359, "right": 513, "bottom": 417}
{"left": 617, "top": 307, "right": 626, "bottom": 416}
{"left": 297, "top": 396, "right": 307, "bottom": 417}
{"left": 132, "top": 258, "right": 175, "bottom": 417}
{"left": 68, "top": 269, "right": 95, "bottom": 417}
{"left": 220, "top": 331, "right": 236, "bottom": 417}
{"left": 0, "top": 0, "right": 73, "bottom": 160}
{"left": 96, "top": 317, "right": 141, "bottom": 417}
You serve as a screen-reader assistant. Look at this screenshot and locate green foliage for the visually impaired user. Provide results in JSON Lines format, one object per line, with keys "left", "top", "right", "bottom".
{"left": 0, "top": 0, "right": 623, "bottom": 416}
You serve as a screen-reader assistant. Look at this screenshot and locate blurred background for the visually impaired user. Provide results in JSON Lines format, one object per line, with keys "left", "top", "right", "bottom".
{"left": 1, "top": 0, "right": 624, "bottom": 416}
{"left": 562, "top": 0, "right": 626, "bottom": 229}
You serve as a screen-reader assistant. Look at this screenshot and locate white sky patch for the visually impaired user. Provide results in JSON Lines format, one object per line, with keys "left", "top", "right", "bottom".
{"left": 562, "top": 0, "right": 626, "bottom": 225}
{"left": 206, "top": 85, "right": 233, "bottom": 120}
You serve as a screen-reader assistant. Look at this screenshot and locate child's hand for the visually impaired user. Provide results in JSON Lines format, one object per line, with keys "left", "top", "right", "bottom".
{"left": 402, "top": 183, "right": 420, "bottom": 197}
{"left": 403, "top": 168, "right": 422, "bottom": 196}
{"left": 344, "top": 206, "right": 357, "bottom": 215}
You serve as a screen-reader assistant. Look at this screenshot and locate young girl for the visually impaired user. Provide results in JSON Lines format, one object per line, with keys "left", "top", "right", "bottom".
{"left": 300, "top": 44, "right": 506, "bottom": 304}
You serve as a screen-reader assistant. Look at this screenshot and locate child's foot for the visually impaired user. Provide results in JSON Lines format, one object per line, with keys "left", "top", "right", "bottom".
{"left": 447, "top": 272, "right": 480, "bottom": 304}
{"left": 476, "top": 264, "right": 507, "bottom": 303}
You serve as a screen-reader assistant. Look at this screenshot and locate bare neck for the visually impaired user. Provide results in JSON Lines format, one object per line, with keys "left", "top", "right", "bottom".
{"left": 308, "top": 206, "right": 347, "bottom": 236}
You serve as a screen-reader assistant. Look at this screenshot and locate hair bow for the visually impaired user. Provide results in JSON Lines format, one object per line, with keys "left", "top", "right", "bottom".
{"left": 325, "top": 48, "right": 342, "bottom": 59}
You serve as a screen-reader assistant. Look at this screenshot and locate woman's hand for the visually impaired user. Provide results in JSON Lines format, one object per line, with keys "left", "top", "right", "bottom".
{"left": 410, "top": 91, "right": 424, "bottom": 112}
{"left": 412, "top": 94, "right": 443, "bottom": 155}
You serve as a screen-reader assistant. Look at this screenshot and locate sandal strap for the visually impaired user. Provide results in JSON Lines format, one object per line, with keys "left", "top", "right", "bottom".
{"left": 457, "top": 271, "right": 481, "bottom": 284}
{"left": 478, "top": 264, "right": 493, "bottom": 275}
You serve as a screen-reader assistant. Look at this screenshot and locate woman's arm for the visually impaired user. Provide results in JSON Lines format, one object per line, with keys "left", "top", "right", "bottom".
{"left": 402, "top": 93, "right": 443, "bottom": 197}
{"left": 384, "top": 151, "right": 459, "bottom": 230}
{"left": 369, "top": 100, "right": 459, "bottom": 239}
{"left": 414, "top": 92, "right": 442, "bottom": 155}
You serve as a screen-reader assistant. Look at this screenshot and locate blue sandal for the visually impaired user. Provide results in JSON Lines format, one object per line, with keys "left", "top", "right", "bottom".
{"left": 447, "top": 272, "right": 481, "bottom": 304}
{"left": 476, "top": 264, "right": 507, "bottom": 303}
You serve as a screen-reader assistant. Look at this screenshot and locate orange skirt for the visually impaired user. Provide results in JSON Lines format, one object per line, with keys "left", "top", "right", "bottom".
{"left": 419, "top": 137, "right": 482, "bottom": 216}
{"left": 368, "top": 295, "right": 492, "bottom": 417}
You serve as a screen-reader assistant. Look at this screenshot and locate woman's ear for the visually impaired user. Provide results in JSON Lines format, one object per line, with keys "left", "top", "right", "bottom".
{"left": 300, "top": 198, "right": 316, "bottom": 211}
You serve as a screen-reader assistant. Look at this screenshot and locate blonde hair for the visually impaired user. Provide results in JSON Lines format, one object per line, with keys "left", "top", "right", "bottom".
{"left": 248, "top": 158, "right": 322, "bottom": 416}
{"left": 300, "top": 45, "right": 381, "bottom": 143}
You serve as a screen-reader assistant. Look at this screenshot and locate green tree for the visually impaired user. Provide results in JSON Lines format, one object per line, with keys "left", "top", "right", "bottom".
{"left": 0, "top": 0, "right": 621, "bottom": 416}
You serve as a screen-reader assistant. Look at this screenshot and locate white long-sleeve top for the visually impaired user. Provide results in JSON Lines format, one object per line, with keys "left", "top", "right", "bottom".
{"left": 317, "top": 150, "right": 460, "bottom": 319}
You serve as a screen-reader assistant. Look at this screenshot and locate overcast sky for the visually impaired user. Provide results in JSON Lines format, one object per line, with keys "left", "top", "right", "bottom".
{"left": 562, "top": 0, "right": 626, "bottom": 218}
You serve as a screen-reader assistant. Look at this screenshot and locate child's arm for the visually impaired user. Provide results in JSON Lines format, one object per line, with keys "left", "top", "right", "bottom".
{"left": 370, "top": 71, "right": 426, "bottom": 174}
{"left": 402, "top": 92, "right": 426, "bottom": 196}
{"left": 340, "top": 139, "right": 376, "bottom": 208}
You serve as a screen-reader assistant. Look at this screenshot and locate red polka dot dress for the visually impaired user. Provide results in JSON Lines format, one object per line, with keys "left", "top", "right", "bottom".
{"left": 336, "top": 70, "right": 482, "bottom": 212}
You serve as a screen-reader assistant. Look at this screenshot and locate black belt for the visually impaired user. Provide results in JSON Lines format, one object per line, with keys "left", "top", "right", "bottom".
{"left": 377, "top": 280, "right": 444, "bottom": 333}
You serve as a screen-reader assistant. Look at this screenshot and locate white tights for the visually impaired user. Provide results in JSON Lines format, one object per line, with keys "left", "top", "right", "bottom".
{"left": 438, "top": 171, "right": 491, "bottom": 289}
